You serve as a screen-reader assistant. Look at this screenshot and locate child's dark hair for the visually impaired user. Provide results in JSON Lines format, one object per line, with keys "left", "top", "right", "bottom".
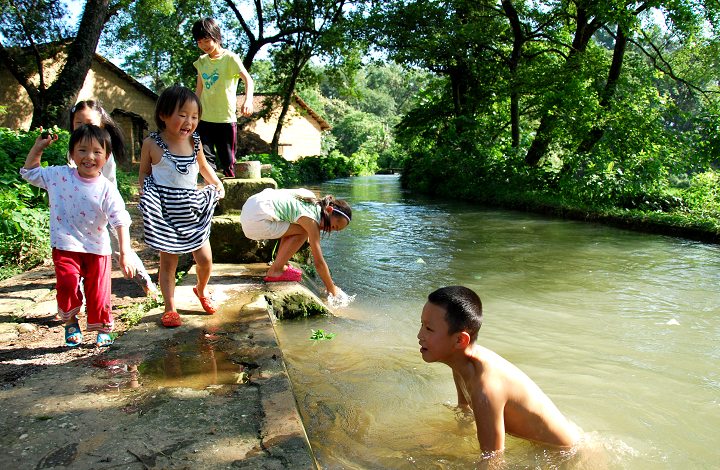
{"left": 69, "top": 100, "right": 125, "bottom": 162}
{"left": 296, "top": 194, "right": 352, "bottom": 234}
{"left": 69, "top": 124, "right": 113, "bottom": 156}
{"left": 192, "top": 17, "right": 222, "bottom": 44}
{"left": 155, "top": 85, "right": 202, "bottom": 130}
{"left": 427, "top": 286, "right": 483, "bottom": 342}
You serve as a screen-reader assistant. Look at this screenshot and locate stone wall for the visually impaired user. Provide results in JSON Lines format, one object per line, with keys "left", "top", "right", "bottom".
{"left": 210, "top": 178, "right": 277, "bottom": 263}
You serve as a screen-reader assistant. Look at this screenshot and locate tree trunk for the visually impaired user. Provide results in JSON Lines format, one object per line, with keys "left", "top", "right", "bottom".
{"left": 576, "top": 25, "right": 627, "bottom": 154}
{"left": 271, "top": 56, "right": 307, "bottom": 153}
{"left": 502, "top": 0, "right": 524, "bottom": 147}
{"left": 524, "top": 7, "right": 599, "bottom": 166}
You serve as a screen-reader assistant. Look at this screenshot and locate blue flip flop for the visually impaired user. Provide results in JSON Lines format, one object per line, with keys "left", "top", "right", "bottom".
{"left": 95, "top": 333, "right": 114, "bottom": 347}
{"left": 64, "top": 323, "right": 83, "bottom": 347}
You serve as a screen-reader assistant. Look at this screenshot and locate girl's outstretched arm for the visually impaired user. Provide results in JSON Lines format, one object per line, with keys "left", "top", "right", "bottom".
{"left": 115, "top": 225, "right": 137, "bottom": 279}
{"left": 24, "top": 131, "right": 56, "bottom": 169}
{"left": 197, "top": 146, "right": 225, "bottom": 199}
{"left": 298, "top": 217, "right": 337, "bottom": 297}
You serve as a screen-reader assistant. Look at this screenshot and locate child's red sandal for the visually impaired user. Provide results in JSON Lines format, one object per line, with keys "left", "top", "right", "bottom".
{"left": 161, "top": 311, "right": 182, "bottom": 328}
{"left": 193, "top": 287, "right": 217, "bottom": 314}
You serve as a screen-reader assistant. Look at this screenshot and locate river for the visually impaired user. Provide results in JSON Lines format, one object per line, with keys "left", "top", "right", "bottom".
{"left": 272, "top": 175, "right": 720, "bottom": 469}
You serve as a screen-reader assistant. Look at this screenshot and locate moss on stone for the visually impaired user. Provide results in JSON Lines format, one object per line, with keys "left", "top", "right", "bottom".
{"left": 265, "top": 290, "right": 330, "bottom": 320}
{"left": 210, "top": 214, "right": 275, "bottom": 263}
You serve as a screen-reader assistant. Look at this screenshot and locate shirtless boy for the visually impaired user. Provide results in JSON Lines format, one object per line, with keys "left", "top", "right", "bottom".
{"left": 417, "top": 286, "right": 579, "bottom": 458}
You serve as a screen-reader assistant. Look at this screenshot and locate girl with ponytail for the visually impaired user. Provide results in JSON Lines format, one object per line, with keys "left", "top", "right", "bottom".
{"left": 240, "top": 188, "right": 351, "bottom": 297}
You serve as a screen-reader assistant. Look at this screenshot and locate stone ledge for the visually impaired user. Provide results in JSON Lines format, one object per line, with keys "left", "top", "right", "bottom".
{"left": 216, "top": 178, "right": 276, "bottom": 215}
{"left": 210, "top": 214, "right": 275, "bottom": 263}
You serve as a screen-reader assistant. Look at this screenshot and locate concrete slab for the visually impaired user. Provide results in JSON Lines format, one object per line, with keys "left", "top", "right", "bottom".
{"left": 0, "top": 263, "right": 318, "bottom": 469}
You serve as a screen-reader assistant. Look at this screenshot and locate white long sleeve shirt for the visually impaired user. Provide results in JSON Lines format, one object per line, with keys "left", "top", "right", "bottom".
{"left": 20, "top": 165, "right": 131, "bottom": 256}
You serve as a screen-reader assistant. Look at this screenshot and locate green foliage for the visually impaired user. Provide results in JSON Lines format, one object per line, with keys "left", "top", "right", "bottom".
{"left": 116, "top": 294, "right": 164, "bottom": 329}
{"left": 247, "top": 150, "right": 377, "bottom": 187}
{"left": 310, "top": 329, "right": 335, "bottom": 341}
{"left": 0, "top": 127, "right": 75, "bottom": 279}
{"left": 682, "top": 171, "right": 720, "bottom": 218}
{"left": 115, "top": 167, "right": 138, "bottom": 201}
{"left": 0, "top": 192, "right": 50, "bottom": 281}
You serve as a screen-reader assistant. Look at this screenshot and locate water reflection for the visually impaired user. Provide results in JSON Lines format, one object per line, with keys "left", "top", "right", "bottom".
{"left": 138, "top": 330, "right": 246, "bottom": 388}
{"left": 279, "top": 175, "right": 720, "bottom": 468}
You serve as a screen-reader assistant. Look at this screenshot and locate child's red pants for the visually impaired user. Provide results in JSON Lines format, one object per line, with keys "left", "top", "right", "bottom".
{"left": 52, "top": 248, "right": 113, "bottom": 333}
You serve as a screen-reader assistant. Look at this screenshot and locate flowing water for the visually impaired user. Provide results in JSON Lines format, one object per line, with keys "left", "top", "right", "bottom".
{"left": 272, "top": 175, "right": 720, "bottom": 469}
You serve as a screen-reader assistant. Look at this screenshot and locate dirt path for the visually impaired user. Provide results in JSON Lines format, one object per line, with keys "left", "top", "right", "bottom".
{"left": 0, "top": 202, "right": 161, "bottom": 386}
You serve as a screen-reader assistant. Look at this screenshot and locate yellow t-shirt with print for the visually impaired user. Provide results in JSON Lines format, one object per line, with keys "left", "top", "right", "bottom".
{"left": 193, "top": 50, "right": 243, "bottom": 123}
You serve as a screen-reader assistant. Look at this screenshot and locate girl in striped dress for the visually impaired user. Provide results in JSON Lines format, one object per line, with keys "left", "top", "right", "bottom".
{"left": 138, "top": 85, "right": 225, "bottom": 328}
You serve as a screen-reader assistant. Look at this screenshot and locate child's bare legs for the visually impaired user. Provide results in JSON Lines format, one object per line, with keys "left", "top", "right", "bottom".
{"left": 267, "top": 234, "right": 307, "bottom": 277}
{"left": 159, "top": 251, "right": 179, "bottom": 313}
{"left": 192, "top": 241, "right": 213, "bottom": 298}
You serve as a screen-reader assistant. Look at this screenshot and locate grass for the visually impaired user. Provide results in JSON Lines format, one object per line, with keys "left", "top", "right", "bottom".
{"left": 115, "top": 294, "right": 164, "bottom": 329}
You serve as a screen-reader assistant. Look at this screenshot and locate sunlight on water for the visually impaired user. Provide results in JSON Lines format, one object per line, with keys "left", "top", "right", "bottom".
{"left": 275, "top": 176, "right": 720, "bottom": 469}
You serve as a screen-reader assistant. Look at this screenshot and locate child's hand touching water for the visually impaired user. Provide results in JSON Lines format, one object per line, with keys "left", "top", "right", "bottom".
{"left": 327, "top": 286, "right": 355, "bottom": 309}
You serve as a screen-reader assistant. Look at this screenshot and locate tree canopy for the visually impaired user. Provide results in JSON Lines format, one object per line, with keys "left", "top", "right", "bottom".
{"left": 2, "top": 0, "right": 720, "bottom": 221}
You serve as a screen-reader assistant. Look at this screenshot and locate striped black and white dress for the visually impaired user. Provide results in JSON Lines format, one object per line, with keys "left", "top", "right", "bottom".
{"left": 139, "top": 132, "right": 219, "bottom": 254}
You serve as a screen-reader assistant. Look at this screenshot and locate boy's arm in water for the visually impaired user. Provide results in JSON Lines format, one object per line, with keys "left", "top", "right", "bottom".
{"left": 467, "top": 377, "right": 507, "bottom": 453}
{"left": 452, "top": 369, "right": 472, "bottom": 411}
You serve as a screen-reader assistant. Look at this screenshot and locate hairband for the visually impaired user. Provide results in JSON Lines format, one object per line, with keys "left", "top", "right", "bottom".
{"left": 332, "top": 207, "right": 351, "bottom": 223}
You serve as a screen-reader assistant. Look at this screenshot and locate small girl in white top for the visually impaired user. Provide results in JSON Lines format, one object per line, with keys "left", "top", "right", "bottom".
{"left": 69, "top": 100, "right": 158, "bottom": 298}
{"left": 21, "top": 125, "right": 136, "bottom": 347}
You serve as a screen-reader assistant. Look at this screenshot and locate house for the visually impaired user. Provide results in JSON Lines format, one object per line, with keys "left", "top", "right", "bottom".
{"left": 237, "top": 94, "right": 331, "bottom": 162}
{"left": 1, "top": 46, "right": 331, "bottom": 165}
{"left": 0, "top": 48, "right": 157, "bottom": 166}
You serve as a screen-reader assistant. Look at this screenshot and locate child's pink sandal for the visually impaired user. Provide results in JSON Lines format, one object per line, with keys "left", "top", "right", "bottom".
{"left": 264, "top": 270, "right": 302, "bottom": 282}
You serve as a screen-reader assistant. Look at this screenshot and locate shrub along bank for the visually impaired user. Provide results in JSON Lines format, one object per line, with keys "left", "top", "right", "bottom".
{"left": 400, "top": 143, "right": 720, "bottom": 243}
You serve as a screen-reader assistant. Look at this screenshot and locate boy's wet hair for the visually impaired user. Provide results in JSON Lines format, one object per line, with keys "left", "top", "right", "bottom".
{"left": 154, "top": 85, "right": 202, "bottom": 130}
{"left": 295, "top": 194, "right": 352, "bottom": 234}
{"left": 192, "top": 17, "right": 222, "bottom": 44}
{"left": 69, "top": 124, "right": 112, "bottom": 156}
{"left": 69, "top": 100, "right": 125, "bottom": 162}
{"left": 428, "top": 286, "right": 483, "bottom": 342}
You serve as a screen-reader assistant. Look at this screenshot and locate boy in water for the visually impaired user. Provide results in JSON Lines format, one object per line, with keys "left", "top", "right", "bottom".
{"left": 417, "top": 286, "right": 579, "bottom": 458}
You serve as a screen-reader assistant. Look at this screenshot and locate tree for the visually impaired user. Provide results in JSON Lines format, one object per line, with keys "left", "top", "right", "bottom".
{"left": 0, "top": 0, "right": 119, "bottom": 128}
{"left": 103, "top": 0, "right": 216, "bottom": 91}
{"left": 267, "top": 0, "right": 350, "bottom": 152}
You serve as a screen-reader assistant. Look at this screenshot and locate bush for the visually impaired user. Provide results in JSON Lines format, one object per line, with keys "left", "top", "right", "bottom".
{"left": 244, "top": 150, "right": 377, "bottom": 187}
{"left": 0, "top": 185, "right": 50, "bottom": 280}
{"left": 682, "top": 171, "right": 720, "bottom": 217}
